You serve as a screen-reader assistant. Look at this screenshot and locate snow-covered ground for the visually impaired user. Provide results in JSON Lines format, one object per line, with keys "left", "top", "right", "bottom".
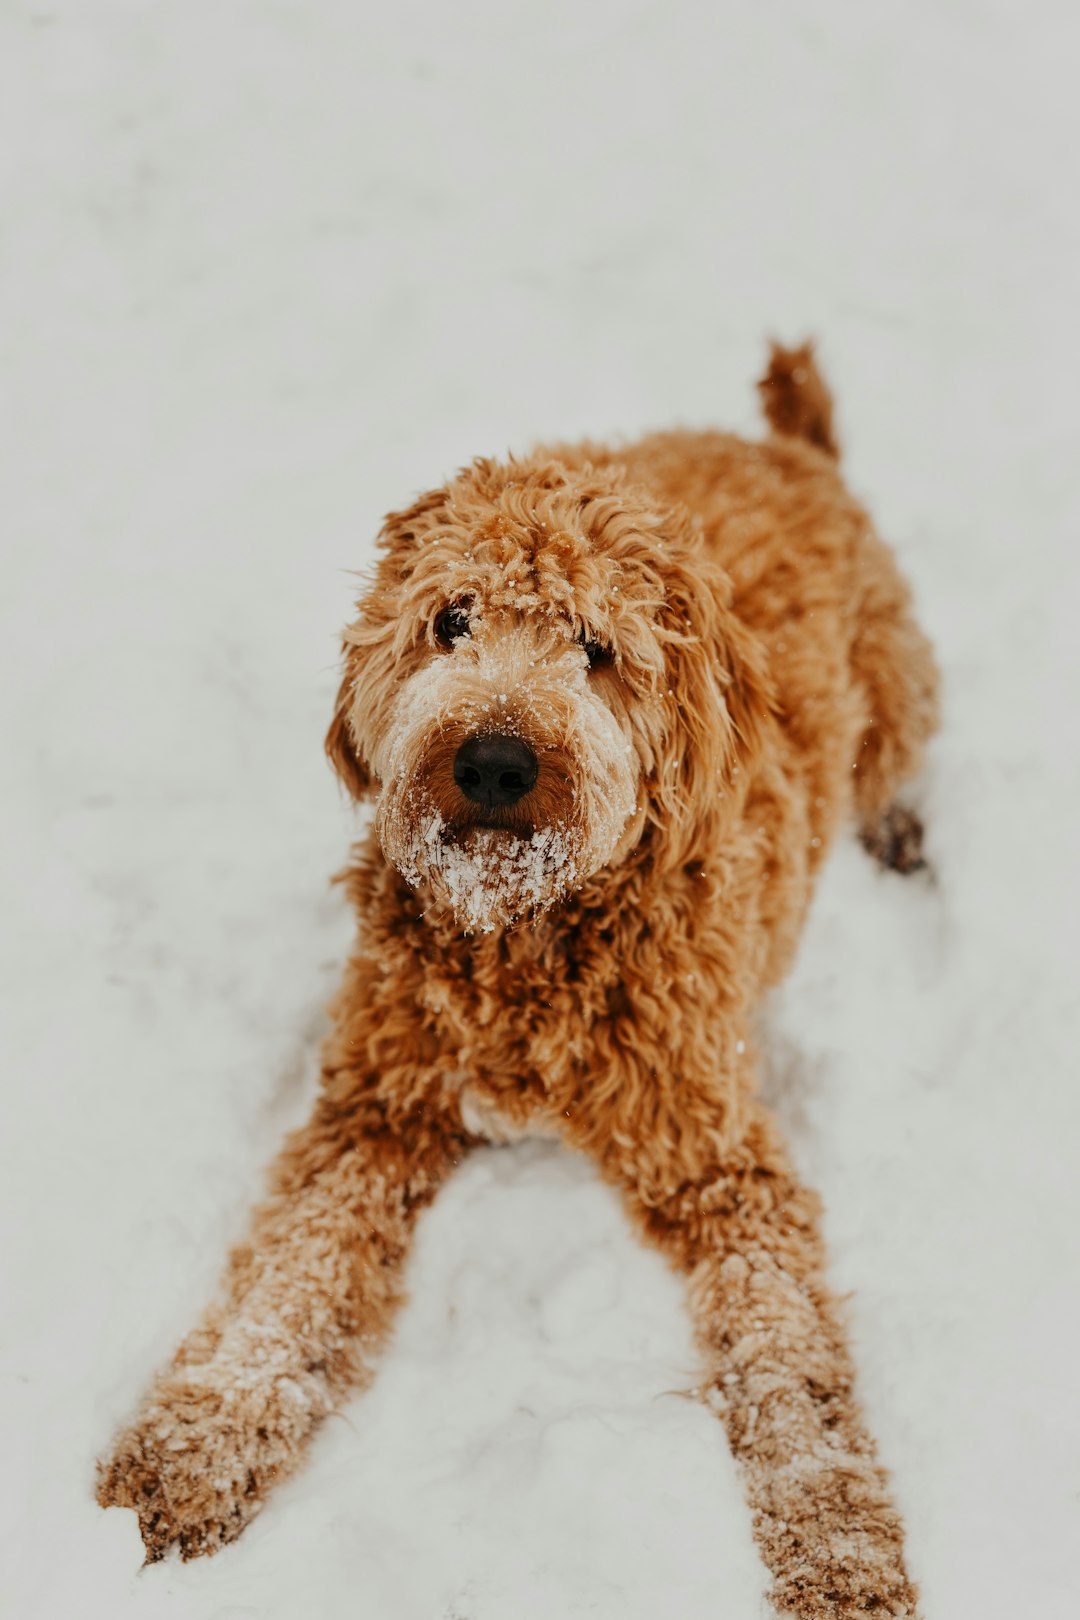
{"left": 3, "top": 3, "right": 1079, "bottom": 1616}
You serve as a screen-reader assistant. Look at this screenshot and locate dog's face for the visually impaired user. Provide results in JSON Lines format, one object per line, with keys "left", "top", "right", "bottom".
{"left": 328, "top": 456, "right": 770, "bottom": 931}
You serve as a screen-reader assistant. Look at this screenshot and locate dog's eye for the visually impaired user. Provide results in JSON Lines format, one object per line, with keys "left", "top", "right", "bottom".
{"left": 580, "top": 633, "right": 612, "bottom": 671}
{"left": 435, "top": 605, "right": 472, "bottom": 648}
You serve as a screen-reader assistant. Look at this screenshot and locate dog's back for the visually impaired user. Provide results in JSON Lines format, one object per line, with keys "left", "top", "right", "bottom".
{"left": 612, "top": 347, "right": 939, "bottom": 845}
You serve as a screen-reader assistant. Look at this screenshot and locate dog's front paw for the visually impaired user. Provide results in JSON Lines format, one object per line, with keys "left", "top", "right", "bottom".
{"left": 763, "top": 1464, "right": 921, "bottom": 1620}
{"left": 96, "top": 1362, "right": 319, "bottom": 1562}
{"left": 97, "top": 1386, "right": 266, "bottom": 1561}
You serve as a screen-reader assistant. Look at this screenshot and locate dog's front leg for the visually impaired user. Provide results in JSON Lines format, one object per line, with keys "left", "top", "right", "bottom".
{"left": 612, "top": 1102, "right": 920, "bottom": 1619}
{"left": 97, "top": 1095, "right": 463, "bottom": 1562}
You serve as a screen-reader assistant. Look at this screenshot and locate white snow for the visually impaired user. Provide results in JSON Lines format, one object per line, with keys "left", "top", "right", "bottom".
{"left": 389, "top": 805, "right": 583, "bottom": 934}
{"left": 3, "top": 3, "right": 1079, "bottom": 1618}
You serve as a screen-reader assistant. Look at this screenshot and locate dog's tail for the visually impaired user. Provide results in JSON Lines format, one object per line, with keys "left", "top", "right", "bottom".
{"left": 757, "top": 340, "right": 840, "bottom": 459}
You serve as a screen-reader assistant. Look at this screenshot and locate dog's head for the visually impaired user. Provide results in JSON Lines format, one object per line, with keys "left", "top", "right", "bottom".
{"left": 327, "top": 455, "right": 772, "bottom": 931}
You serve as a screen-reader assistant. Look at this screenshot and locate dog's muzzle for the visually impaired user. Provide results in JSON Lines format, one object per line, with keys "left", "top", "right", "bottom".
{"left": 453, "top": 733, "right": 538, "bottom": 809}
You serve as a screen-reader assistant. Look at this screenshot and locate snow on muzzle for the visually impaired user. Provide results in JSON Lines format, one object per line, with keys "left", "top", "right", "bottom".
{"left": 372, "top": 642, "right": 639, "bottom": 930}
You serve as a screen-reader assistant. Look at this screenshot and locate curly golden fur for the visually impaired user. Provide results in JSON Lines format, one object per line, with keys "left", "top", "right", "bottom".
{"left": 98, "top": 342, "right": 939, "bottom": 1618}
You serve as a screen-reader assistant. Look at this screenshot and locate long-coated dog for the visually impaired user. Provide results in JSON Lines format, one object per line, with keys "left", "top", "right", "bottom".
{"left": 98, "top": 343, "right": 938, "bottom": 1618}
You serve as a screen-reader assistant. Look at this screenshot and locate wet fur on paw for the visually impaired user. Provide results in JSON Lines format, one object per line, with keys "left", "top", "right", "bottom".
{"left": 97, "top": 1393, "right": 273, "bottom": 1561}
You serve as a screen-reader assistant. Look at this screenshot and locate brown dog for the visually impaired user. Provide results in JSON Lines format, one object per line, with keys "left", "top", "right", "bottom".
{"left": 98, "top": 343, "right": 938, "bottom": 1618}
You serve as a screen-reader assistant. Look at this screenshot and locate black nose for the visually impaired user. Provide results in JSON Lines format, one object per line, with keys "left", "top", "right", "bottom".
{"left": 453, "top": 734, "right": 538, "bottom": 808}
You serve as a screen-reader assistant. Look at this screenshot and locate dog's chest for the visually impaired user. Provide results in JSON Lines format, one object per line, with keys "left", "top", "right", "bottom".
{"left": 456, "top": 1081, "right": 561, "bottom": 1145}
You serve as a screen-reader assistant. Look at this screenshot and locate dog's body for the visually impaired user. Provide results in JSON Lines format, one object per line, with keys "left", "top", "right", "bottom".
{"left": 99, "top": 346, "right": 938, "bottom": 1619}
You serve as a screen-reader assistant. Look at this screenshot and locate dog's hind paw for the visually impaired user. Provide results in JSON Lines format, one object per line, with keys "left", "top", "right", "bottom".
{"left": 860, "top": 803, "right": 930, "bottom": 877}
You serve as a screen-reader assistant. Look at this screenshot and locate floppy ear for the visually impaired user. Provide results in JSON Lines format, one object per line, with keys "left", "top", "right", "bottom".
{"left": 650, "top": 550, "right": 775, "bottom": 868}
{"left": 324, "top": 484, "right": 453, "bottom": 801}
{"left": 325, "top": 650, "right": 374, "bottom": 800}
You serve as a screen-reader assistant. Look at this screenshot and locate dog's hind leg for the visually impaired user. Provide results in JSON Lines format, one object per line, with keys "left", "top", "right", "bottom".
{"left": 848, "top": 530, "right": 940, "bottom": 856}
{"left": 97, "top": 1088, "right": 465, "bottom": 1562}
{"left": 618, "top": 1100, "right": 921, "bottom": 1619}
{"left": 759, "top": 341, "right": 939, "bottom": 875}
